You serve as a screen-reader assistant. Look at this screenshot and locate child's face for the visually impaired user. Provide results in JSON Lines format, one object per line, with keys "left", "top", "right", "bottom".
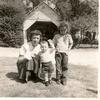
{"left": 31, "top": 35, "right": 40, "bottom": 46}
{"left": 60, "top": 26, "right": 68, "bottom": 35}
{"left": 41, "top": 43, "right": 49, "bottom": 52}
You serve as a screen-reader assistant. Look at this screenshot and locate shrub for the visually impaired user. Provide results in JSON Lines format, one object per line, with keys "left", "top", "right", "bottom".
{"left": 0, "top": 3, "right": 25, "bottom": 47}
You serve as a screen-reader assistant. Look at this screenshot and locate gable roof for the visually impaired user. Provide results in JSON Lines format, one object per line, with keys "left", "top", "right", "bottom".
{"left": 23, "top": 2, "right": 61, "bottom": 31}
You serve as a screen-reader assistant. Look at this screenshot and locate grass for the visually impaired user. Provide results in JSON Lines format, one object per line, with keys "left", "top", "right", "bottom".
{"left": 0, "top": 57, "right": 98, "bottom": 97}
{"left": 68, "top": 64, "right": 98, "bottom": 91}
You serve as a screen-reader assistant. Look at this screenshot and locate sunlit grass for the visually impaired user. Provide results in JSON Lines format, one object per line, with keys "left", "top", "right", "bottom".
{"left": 0, "top": 57, "right": 98, "bottom": 97}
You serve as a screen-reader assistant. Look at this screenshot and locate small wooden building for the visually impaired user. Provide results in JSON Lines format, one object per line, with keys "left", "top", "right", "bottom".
{"left": 23, "top": 1, "right": 61, "bottom": 43}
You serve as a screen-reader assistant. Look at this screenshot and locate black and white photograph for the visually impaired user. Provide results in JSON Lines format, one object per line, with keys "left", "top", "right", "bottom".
{"left": 0, "top": 0, "right": 99, "bottom": 98}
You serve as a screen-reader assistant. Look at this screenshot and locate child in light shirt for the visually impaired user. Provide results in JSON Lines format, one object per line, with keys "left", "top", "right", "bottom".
{"left": 53, "top": 22, "right": 73, "bottom": 85}
{"left": 17, "top": 30, "right": 42, "bottom": 83}
{"left": 39, "top": 40, "right": 55, "bottom": 86}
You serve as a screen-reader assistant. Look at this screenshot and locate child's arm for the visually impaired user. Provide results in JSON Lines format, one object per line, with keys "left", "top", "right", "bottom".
{"left": 48, "top": 39, "right": 55, "bottom": 48}
{"left": 31, "top": 45, "right": 41, "bottom": 57}
{"left": 68, "top": 34, "right": 73, "bottom": 51}
{"left": 47, "top": 39, "right": 55, "bottom": 53}
{"left": 19, "top": 44, "right": 31, "bottom": 60}
{"left": 19, "top": 44, "right": 26, "bottom": 56}
{"left": 64, "top": 34, "right": 73, "bottom": 55}
{"left": 52, "top": 35, "right": 57, "bottom": 47}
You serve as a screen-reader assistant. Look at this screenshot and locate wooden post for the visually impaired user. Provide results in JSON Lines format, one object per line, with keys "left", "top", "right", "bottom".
{"left": 23, "top": 29, "right": 27, "bottom": 43}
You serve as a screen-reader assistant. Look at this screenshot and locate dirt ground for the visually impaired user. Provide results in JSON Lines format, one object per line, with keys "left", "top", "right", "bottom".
{"left": 0, "top": 47, "right": 98, "bottom": 97}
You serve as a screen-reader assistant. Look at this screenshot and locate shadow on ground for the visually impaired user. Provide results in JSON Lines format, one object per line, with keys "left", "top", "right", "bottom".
{"left": 6, "top": 72, "right": 44, "bottom": 84}
{"left": 6, "top": 72, "right": 20, "bottom": 83}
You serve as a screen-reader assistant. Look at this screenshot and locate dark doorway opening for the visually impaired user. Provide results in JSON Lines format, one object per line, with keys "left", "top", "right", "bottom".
{"left": 27, "top": 21, "right": 58, "bottom": 41}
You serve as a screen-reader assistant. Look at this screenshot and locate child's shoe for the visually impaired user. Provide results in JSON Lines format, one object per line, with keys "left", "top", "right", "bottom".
{"left": 61, "top": 81, "right": 67, "bottom": 85}
{"left": 56, "top": 80, "right": 61, "bottom": 85}
{"left": 61, "top": 78, "right": 67, "bottom": 85}
{"left": 25, "top": 78, "right": 28, "bottom": 83}
{"left": 45, "top": 81, "right": 49, "bottom": 86}
{"left": 49, "top": 80, "right": 52, "bottom": 84}
{"left": 20, "top": 79, "right": 27, "bottom": 84}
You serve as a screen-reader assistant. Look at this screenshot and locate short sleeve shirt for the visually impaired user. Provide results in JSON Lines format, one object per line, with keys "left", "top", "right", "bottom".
{"left": 19, "top": 42, "right": 41, "bottom": 60}
{"left": 53, "top": 34, "right": 73, "bottom": 54}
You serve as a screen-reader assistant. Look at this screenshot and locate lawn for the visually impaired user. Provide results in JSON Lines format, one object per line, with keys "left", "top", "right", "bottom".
{"left": 0, "top": 48, "right": 98, "bottom": 97}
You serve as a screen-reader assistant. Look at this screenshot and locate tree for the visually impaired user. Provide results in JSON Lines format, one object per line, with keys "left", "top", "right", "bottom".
{"left": 31, "top": 0, "right": 40, "bottom": 7}
{"left": 0, "top": 0, "right": 98, "bottom": 47}
{"left": 0, "top": 0, "right": 25, "bottom": 47}
{"left": 55, "top": 0, "right": 98, "bottom": 32}
{"left": 56, "top": 0, "right": 72, "bottom": 20}
{"left": 70, "top": 0, "right": 98, "bottom": 33}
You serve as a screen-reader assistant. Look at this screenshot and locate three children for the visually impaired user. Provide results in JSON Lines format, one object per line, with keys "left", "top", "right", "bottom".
{"left": 17, "top": 21, "right": 73, "bottom": 86}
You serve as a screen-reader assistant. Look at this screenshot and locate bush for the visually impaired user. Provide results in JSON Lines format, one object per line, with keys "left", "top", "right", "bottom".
{"left": 0, "top": 4, "right": 25, "bottom": 47}
{"left": 0, "top": 40, "right": 9, "bottom": 47}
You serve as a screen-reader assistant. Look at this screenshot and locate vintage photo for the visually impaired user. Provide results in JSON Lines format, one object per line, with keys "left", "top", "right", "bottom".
{"left": 0, "top": 0, "right": 98, "bottom": 98}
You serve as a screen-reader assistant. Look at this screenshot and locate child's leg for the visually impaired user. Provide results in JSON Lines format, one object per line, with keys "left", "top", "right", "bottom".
{"left": 48, "top": 62, "right": 54, "bottom": 83}
{"left": 42, "top": 62, "right": 53, "bottom": 86}
{"left": 48, "top": 72, "right": 52, "bottom": 80}
{"left": 26, "top": 70, "right": 31, "bottom": 82}
{"left": 61, "top": 71, "right": 67, "bottom": 85}
{"left": 45, "top": 73, "right": 48, "bottom": 82}
{"left": 26, "top": 60, "right": 33, "bottom": 82}
{"left": 55, "top": 52, "right": 62, "bottom": 84}
{"left": 61, "top": 53, "right": 68, "bottom": 85}
{"left": 51, "top": 63, "right": 56, "bottom": 78}
{"left": 42, "top": 64, "right": 48, "bottom": 82}
{"left": 44, "top": 73, "right": 49, "bottom": 86}
{"left": 17, "top": 58, "right": 28, "bottom": 80}
{"left": 48, "top": 72, "right": 53, "bottom": 84}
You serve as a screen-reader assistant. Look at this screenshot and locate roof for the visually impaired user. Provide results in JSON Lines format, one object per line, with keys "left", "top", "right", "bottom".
{"left": 23, "top": 2, "right": 61, "bottom": 30}
{"left": 25, "top": 1, "right": 60, "bottom": 19}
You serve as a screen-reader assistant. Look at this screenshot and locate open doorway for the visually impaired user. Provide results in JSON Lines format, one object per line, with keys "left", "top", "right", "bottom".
{"left": 26, "top": 21, "right": 58, "bottom": 41}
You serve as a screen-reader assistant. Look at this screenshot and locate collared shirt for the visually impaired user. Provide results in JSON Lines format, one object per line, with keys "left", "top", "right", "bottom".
{"left": 39, "top": 49, "right": 52, "bottom": 63}
{"left": 39, "top": 48, "right": 56, "bottom": 64}
{"left": 53, "top": 34, "right": 73, "bottom": 55}
{"left": 19, "top": 42, "right": 41, "bottom": 60}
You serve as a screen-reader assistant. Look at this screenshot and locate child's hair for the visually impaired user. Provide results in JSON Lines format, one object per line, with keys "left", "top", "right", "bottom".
{"left": 40, "top": 40, "right": 52, "bottom": 48}
{"left": 30, "top": 30, "right": 42, "bottom": 40}
{"left": 40, "top": 40, "right": 49, "bottom": 46}
{"left": 59, "top": 21, "right": 70, "bottom": 33}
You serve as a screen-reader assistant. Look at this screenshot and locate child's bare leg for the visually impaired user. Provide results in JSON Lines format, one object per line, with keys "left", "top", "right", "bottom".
{"left": 26, "top": 71, "right": 31, "bottom": 82}
{"left": 52, "top": 64, "right": 56, "bottom": 78}
{"left": 44, "top": 73, "right": 49, "bottom": 86}
{"left": 45, "top": 73, "right": 48, "bottom": 82}
{"left": 48, "top": 74, "right": 52, "bottom": 81}
{"left": 48, "top": 72, "right": 53, "bottom": 84}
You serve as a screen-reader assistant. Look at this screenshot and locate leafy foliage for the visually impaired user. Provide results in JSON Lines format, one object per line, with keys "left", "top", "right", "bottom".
{"left": 0, "top": 0, "right": 98, "bottom": 47}
{"left": 54, "top": 0, "right": 98, "bottom": 33}
{"left": 31, "top": 0, "right": 40, "bottom": 7}
{"left": 0, "top": 0, "right": 25, "bottom": 47}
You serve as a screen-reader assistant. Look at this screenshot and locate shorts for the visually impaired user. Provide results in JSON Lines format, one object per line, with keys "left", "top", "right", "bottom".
{"left": 42, "top": 61, "right": 54, "bottom": 73}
